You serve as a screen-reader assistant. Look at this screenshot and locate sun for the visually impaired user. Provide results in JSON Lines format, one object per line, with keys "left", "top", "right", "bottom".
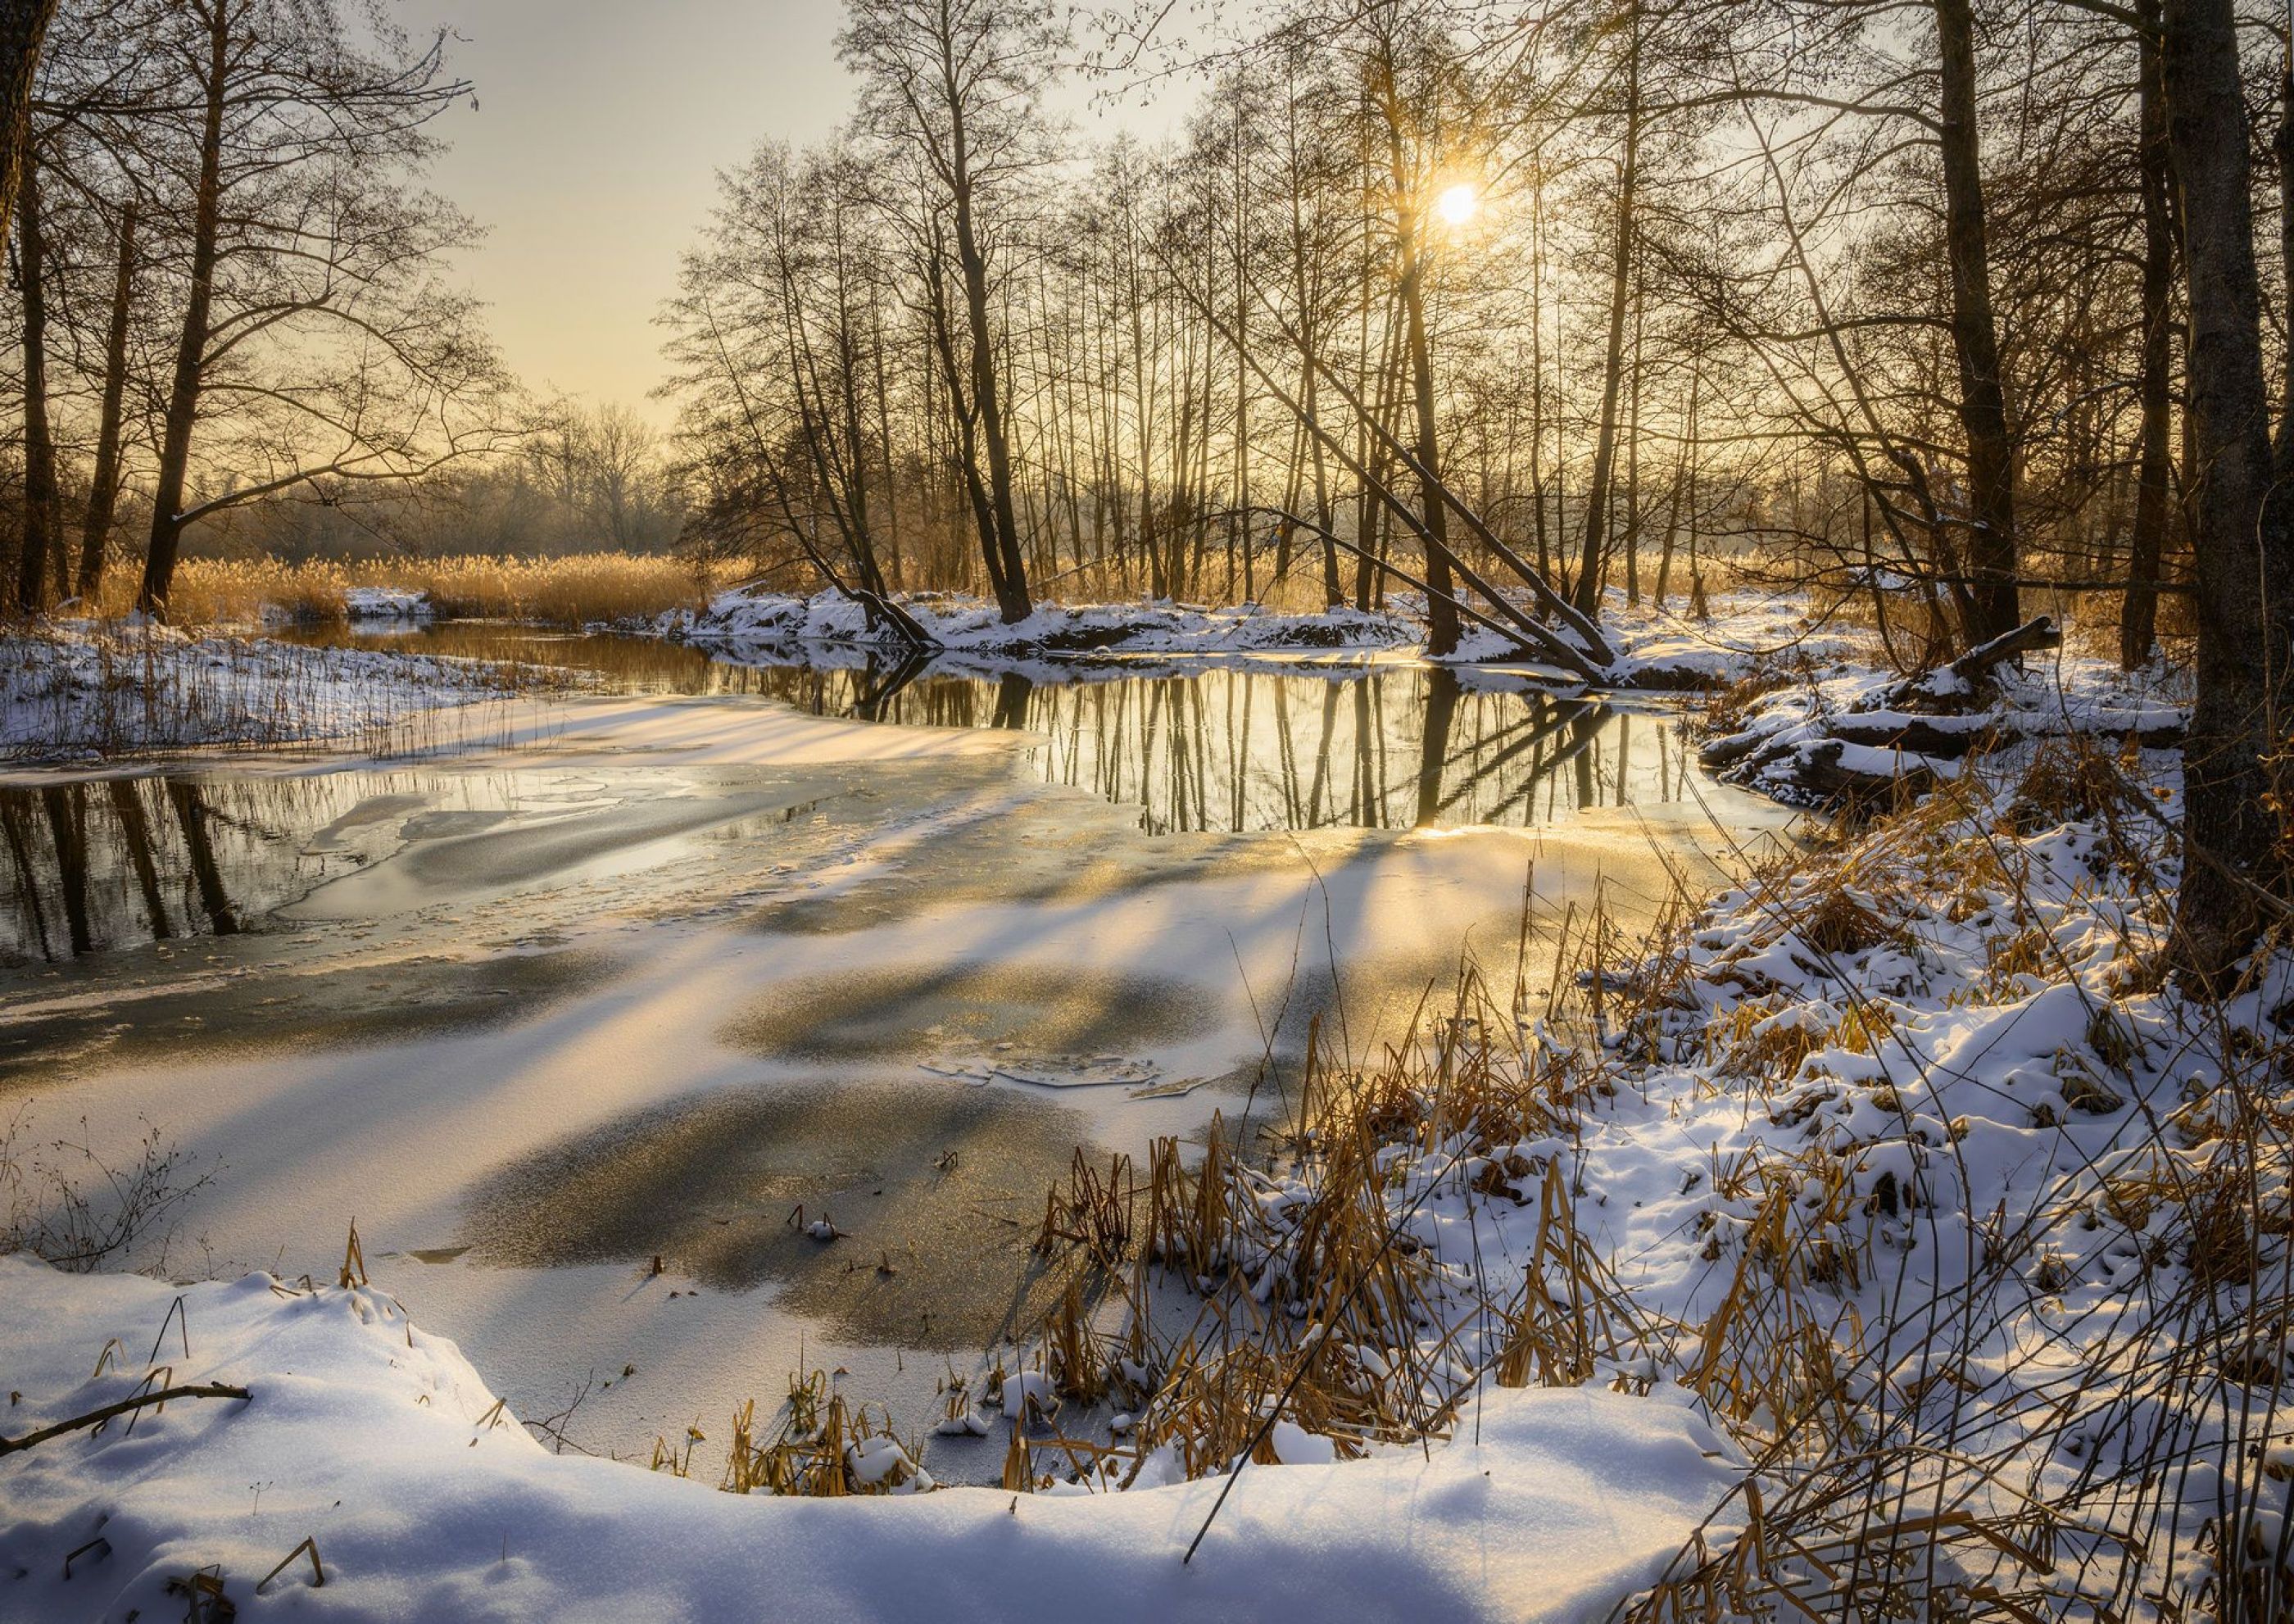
{"left": 1435, "top": 183, "right": 1480, "bottom": 227}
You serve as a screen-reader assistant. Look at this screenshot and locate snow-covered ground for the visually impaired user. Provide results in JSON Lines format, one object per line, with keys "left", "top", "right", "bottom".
{"left": 3, "top": 592, "right": 2277, "bottom": 1620}
{"left": 666, "top": 583, "right": 1834, "bottom": 691}
{"left": 0, "top": 622, "right": 544, "bottom": 762}
{"left": 0, "top": 1259, "right": 1742, "bottom": 1622}
{"left": 341, "top": 587, "right": 435, "bottom": 622}
{"left": 1702, "top": 636, "right": 2191, "bottom": 803}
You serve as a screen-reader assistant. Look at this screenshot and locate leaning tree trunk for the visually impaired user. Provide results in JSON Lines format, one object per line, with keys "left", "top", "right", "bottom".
{"left": 2162, "top": 0, "right": 2294, "bottom": 983}
{"left": 79, "top": 202, "right": 137, "bottom": 599}
{"left": 141, "top": 1, "right": 229, "bottom": 619}
{"left": 1934, "top": 0, "right": 2021, "bottom": 646}
{"left": 2121, "top": 0, "right": 2174, "bottom": 671}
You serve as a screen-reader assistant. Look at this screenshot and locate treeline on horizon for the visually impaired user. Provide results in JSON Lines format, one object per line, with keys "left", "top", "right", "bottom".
{"left": 0, "top": 0, "right": 2281, "bottom": 658}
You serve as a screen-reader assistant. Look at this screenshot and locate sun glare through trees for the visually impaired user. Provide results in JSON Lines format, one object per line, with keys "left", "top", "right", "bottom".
{"left": 1, "top": 2, "right": 2291, "bottom": 1621}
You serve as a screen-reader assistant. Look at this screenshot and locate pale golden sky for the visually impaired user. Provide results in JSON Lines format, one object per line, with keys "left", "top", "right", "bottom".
{"left": 410, "top": 0, "right": 1176, "bottom": 425}
{"left": 410, "top": 0, "right": 850, "bottom": 424}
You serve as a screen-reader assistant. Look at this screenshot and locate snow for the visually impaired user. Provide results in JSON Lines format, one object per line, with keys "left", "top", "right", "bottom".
{"left": 668, "top": 584, "right": 1829, "bottom": 692}
{"left": 7, "top": 585, "right": 2275, "bottom": 1617}
{"left": 0, "top": 1258, "right": 1742, "bottom": 1623}
{"left": 674, "top": 588, "right": 1414, "bottom": 667}
{"left": 342, "top": 587, "right": 434, "bottom": 622}
{"left": 0, "top": 622, "right": 536, "bottom": 763}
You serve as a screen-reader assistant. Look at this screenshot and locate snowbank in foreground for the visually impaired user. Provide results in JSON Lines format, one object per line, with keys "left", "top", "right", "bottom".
{"left": 0, "top": 1259, "right": 1739, "bottom": 1623}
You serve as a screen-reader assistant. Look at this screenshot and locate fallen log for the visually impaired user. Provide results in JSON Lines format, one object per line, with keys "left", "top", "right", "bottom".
{"left": 1878, "top": 615, "right": 2059, "bottom": 711}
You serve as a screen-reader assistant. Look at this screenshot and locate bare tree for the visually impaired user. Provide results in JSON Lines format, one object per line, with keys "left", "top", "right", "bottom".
{"left": 840, "top": 0, "right": 1056, "bottom": 624}
{"left": 134, "top": 0, "right": 505, "bottom": 616}
{"left": 2160, "top": 0, "right": 2294, "bottom": 982}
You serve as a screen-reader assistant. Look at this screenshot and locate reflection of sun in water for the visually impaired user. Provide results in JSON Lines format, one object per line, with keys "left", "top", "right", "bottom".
{"left": 1435, "top": 183, "right": 1480, "bottom": 226}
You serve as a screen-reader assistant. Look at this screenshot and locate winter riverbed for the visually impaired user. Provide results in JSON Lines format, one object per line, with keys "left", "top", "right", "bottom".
{"left": 0, "top": 642, "right": 1794, "bottom": 1458}
{"left": 0, "top": 635, "right": 1809, "bottom": 1620}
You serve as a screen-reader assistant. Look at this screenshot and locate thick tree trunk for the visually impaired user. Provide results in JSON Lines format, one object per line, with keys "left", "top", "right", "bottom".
{"left": 1933, "top": 0, "right": 2021, "bottom": 646}
{"left": 0, "top": 0, "right": 57, "bottom": 247}
{"left": 79, "top": 202, "right": 138, "bottom": 600}
{"left": 2162, "top": 0, "right": 2294, "bottom": 982}
{"left": 2121, "top": 3, "right": 2173, "bottom": 670}
{"left": 141, "top": 2, "right": 230, "bottom": 619}
{"left": 16, "top": 145, "right": 58, "bottom": 615}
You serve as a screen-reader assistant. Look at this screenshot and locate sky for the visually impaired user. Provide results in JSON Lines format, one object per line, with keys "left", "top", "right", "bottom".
{"left": 406, "top": 0, "right": 1181, "bottom": 427}
{"left": 406, "top": 0, "right": 852, "bottom": 425}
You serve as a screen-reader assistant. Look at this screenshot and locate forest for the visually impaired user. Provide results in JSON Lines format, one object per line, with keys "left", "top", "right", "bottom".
{"left": 0, "top": 0, "right": 2291, "bottom": 1620}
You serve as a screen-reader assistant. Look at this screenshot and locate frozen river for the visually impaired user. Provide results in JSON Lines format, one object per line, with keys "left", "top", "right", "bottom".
{"left": 0, "top": 634, "right": 1798, "bottom": 1477}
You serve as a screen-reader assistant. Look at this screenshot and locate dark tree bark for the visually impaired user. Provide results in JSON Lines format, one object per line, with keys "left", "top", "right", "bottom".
{"left": 140, "top": 0, "right": 229, "bottom": 618}
{"left": 2276, "top": 53, "right": 2294, "bottom": 475}
{"left": 950, "top": 156, "right": 1031, "bottom": 623}
{"left": 0, "top": 0, "right": 57, "bottom": 247}
{"left": 1933, "top": 0, "right": 2021, "bottom": 646}
{"left": 2162, "top": 0, "right": 2294, "bottom": 982}
{"left": 16, "top": 143, "right": 58, "bottom": 614}
{"left": 2121, "top": 1, "right": 2174, "bottom": 670}
{"left": 79, "top": 202, "right": 137, "bottom": 599}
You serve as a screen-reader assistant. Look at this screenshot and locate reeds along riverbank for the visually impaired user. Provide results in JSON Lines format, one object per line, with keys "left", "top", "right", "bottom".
{"left": 926, "top": 735, "right": 2287, "bottom": 1617}
{"left": 85, "top": 554, "right": 720, "bottom": 629}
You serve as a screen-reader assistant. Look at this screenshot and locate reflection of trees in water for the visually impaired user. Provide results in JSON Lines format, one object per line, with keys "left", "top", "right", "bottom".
{"left": 0, "top": 658, "right": 1700, "bottom": 960}
{"left": 0, "top": 774, "right": 397, "bottom": 962}
{"left": 741, "top": 655, "right": 1693, "bottom": 835}
{"left": 2, "top": 778, "right": 234, "bottom": 960}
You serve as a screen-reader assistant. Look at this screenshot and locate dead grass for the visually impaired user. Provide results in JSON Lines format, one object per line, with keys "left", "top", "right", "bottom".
{"left": 999, "top": 734, "right": 2294, "bottom": 1620}
{"left": 89, "top": 554, "right": 719, "bottom": 629}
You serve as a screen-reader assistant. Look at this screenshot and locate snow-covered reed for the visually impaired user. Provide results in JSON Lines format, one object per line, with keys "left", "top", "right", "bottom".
{"left": 991, "top": 733, "right": 2290, "bottom": 1617}
{"left": 0, "top": 620, "right": 564, "bottom": 760}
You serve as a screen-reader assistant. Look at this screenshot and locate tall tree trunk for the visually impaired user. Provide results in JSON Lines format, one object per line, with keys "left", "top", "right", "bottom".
{"left": 16, "top": 144, "right": 58, "bottom": 614}
{"left": 1655, "top": 363, "right": 1696, "bottom": 606}
{"left": 946, "top": 128, "right": 1029, "bottom": 620}
{"left": 0, "top": 0, "right": 57, "bottom": 247}
{"left": 2276, "top": 48, "right": 2294, "bottom": 474}
{"left": 141, "top": 0, "right": 230, "bottom": 619}
{"left": 2121, "top": 2, "right": 2174, "bottom": 670}
{"left": 2163, "top": 0, "right": 2294, "bottom": 982}
{"left": 1574, "top": 10, "right": 1639, "bottom": 620}
{"left": 1622, "top": 286, "right": 1643, "bottom": 606}
{"left": 79, "top": 201, "right": 138, "bottom": 601}
{"left": 1933, "top": 0, "right": 2020, "bottom": 646}
{"left": 1376, "top": 50, "right": 1461, "bottom": 655}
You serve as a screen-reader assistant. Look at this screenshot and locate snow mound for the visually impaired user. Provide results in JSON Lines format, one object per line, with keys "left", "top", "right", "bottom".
{"left": 342, "top": 587, "right": 434, "bottom": 622}
{"left": 0, "top": 1258, "right": 1741, "bottom": 1622}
